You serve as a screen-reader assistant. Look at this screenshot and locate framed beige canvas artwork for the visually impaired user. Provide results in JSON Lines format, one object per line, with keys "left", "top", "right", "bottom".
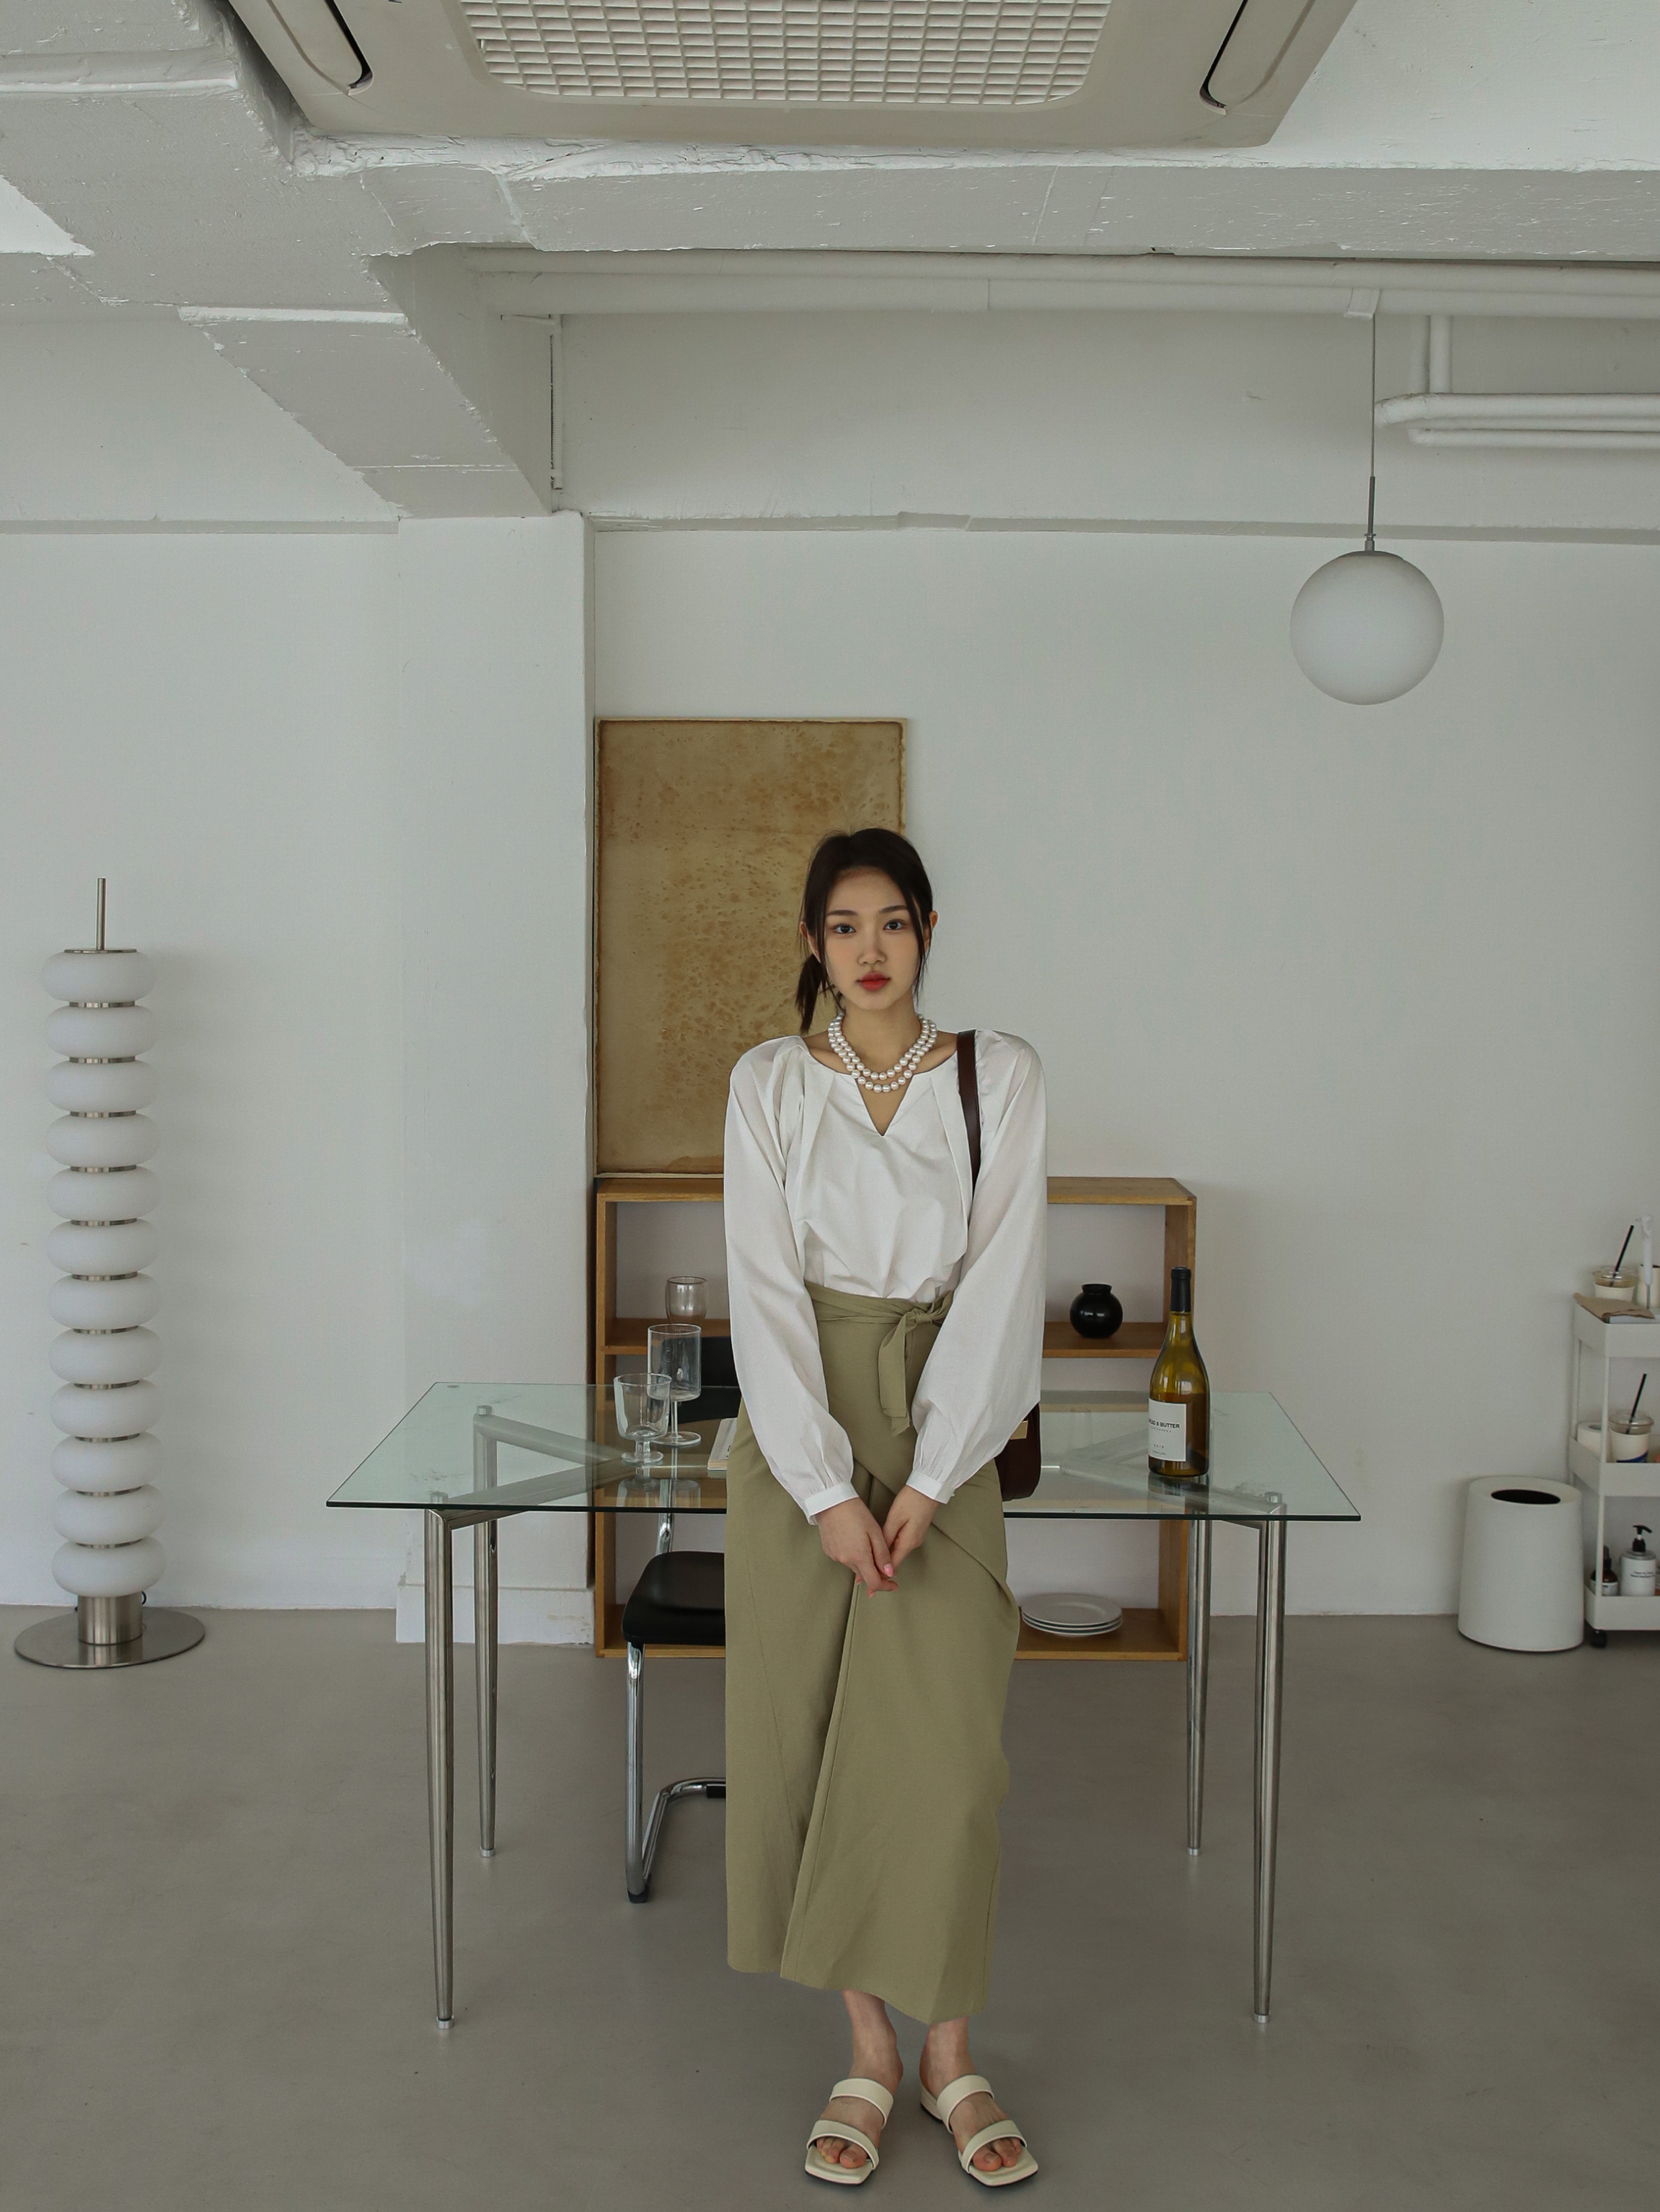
{"left": 595, "top": 719, "right": 906, "bottom": 1173}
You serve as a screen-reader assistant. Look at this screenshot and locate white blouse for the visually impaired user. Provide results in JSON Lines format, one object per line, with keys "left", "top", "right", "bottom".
{"left": 723, "top": 1028, "right": 1047, "bottom": 1522}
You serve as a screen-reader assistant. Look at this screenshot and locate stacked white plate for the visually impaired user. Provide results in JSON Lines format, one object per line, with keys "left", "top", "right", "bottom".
{"left": 1019, "top": 1591, "right": 1123, "bottom": 1637}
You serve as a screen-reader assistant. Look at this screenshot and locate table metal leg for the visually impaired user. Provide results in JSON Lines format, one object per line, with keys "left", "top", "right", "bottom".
{"left": 1186, "top": 1518, "right": 1212, "bottom": 1855}
{"left": 474, "top": 1521, "right": 498, "bottom": 1859}
{"left": 1253, "top": 1516, "right": 1287, "bottom": 2024}
{"left": 424, "top": 1510, "right": 455, "bottom": 2027}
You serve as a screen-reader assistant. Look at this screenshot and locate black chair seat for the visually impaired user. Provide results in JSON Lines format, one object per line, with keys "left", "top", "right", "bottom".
{"left": 622, "top": 1551, "right": 726, "bottom": 1648}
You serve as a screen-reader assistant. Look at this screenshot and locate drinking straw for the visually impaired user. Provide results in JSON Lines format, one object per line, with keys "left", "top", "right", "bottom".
{"left": 1610, "top": 1224, "right": 1635, "bottom": 1279}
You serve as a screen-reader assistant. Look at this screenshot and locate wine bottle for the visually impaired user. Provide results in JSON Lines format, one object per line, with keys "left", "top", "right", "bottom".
{"left": 1148, "top": 1266, "right": 1209, "bottom": 1482}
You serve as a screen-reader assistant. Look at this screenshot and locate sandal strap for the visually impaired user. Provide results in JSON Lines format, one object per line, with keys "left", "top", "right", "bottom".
{"left": 830, "top": 2077, "right": 895, "bottom": 2123}
{"left": 958, "top": 2120, "right": 1028, "bottom": 2174}
{"left": 932, "top": 2074, "right": 993, "bottom": 2128}
{"left": 809, "top": 2122, "right": 880, "bottom": 2167}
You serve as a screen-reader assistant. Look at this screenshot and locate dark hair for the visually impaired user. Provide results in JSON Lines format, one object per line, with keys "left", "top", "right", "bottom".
{"left": 795, "top": 828, "right": 935, "bottom": 1030}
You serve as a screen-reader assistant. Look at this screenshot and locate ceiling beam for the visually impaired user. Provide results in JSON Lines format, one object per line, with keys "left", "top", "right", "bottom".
{"left": 470, "top": 249, "right": 1660, "bottom": 321}
{"left": 180, "top": 289, "right": 552, "bottom": 516}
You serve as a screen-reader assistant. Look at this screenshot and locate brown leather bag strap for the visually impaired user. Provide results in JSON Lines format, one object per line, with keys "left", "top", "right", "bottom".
{"left": 955, "top": 1029, "right": 981, "bottom": 1191}
{"left": 954, "top": 1025, "right": 1041, "bottom": 1499}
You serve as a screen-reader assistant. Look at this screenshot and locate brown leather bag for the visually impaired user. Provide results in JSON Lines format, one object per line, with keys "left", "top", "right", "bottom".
{"left": 956, "top": 1030, "right": 1043, "bottom": 1501}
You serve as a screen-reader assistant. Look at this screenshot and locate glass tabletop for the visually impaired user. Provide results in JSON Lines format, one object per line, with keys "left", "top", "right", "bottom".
{"left": 330, "top": 1385, "right": 1356, "bottom": 1522}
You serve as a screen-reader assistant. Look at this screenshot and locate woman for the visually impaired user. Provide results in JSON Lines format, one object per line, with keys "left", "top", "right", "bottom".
{"left": 723, "top": 826, "right": 1046, "bottom": 2189}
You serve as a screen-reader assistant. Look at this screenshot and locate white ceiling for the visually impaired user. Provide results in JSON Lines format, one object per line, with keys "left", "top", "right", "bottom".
{"left": 2, "top": 0, "right": 1659, "bottom": 515}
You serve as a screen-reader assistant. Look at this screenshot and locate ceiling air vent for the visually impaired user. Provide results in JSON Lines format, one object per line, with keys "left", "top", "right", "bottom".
{"left": 231, "top": 0, "right": 1360, "bottom": 145}
{"left": 462, "top": 0, "right": 1110, "bottom": 107}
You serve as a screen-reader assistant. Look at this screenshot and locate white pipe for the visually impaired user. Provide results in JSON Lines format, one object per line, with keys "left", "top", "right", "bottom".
{"left": 1406, "top": 430, "right": 1660, "bottom": 449}
{"left": 1377, "top": 391, "right": 1660, "bottom": 450}
{"left": 468, "top": 249, "right": 1660, "bottom": 322}
{"left": 1406, "top": 316, "right": 1430, "bottom": 396}
{"left": 1378, "top": 393, "right": 1660, "bottom": 425}
{"left": 1429, "top": 314, "right": 1452, "bottom": 393}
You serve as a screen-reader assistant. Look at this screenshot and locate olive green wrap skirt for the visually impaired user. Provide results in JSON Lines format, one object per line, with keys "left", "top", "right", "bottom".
{"left": 724, "top": 1281, "right": 1020, "bottom": 2025}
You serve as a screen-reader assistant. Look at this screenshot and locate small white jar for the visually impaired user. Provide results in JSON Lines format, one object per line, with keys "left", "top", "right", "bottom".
{"left": 1576, "top": 1419, "right": 1654, "bottom": 1462}
{"left": 1593, "top": 1269, "right": 1638, "bottom": 1303}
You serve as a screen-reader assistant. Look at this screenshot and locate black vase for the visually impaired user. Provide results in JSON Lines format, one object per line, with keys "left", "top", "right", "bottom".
{"left": 1070, "top": 1283, "right": 1123, "bottom": 1340}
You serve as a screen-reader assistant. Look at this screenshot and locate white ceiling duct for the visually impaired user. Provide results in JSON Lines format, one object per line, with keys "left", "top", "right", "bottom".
{"left": 229, "top": 0, "right": 1359, "bottom": 148}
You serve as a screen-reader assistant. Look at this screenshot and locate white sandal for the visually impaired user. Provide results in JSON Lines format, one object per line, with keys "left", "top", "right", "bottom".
{"left": 805, "top": 2076, "right": 895, "bottom": 2187}
{"left": 921, "top": 2074, "right": 1039, "bottom": 2188}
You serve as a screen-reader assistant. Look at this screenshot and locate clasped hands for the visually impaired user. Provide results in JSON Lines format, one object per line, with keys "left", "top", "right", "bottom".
{"left": 814, "top": 1486, "right": 937, "bottom": 1593}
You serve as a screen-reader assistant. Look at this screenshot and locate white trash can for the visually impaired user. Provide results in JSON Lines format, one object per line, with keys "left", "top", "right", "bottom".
{"left": 1457, "top": 1477, "right": 1584, "bottom": 1652}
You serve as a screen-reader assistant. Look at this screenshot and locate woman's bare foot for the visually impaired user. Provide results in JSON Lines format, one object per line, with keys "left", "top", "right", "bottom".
{"left": 812, "top": 1991, "right": 904, "bottom": 2172}
{"left": 919, "top": 2019, "right": 1025, "bottom": 2176}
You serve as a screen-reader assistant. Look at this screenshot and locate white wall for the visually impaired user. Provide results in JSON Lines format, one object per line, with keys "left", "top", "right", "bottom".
{"left": 0, "top": 529, "right": 407, "bottom": 1606}
{"left": 0, "top": 513, "right": 596, "bottom": 1619}
{"left": 580, "top": 310, "right": 1660, "bottom": 1616}
{"left": 393, "top": 516, "right": 594, "bottom": 1641}
{"left": 0, "top": 322, "right": 596, "bottom": 1619}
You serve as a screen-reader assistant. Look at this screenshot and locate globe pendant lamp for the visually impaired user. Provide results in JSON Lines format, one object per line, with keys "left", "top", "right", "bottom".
{"left": 1291, "top": 319, "right": 1444, "bottom": 705}
{"left": 15, "top": 881, "right": 203, "bottom": 1670}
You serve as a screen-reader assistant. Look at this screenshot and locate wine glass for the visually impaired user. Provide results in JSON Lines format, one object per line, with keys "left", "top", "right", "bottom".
{"left": 665, "top": 1275, "right": 708, "bottom": 1323}
{"left": 647, "top": 1322, "right": 702, "bottom": 1452}
{"left": 613, "top": 1370, "right": 668, "bottom": 1466}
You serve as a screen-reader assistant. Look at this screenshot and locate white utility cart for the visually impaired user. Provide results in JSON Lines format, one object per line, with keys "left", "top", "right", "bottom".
{"left": 1567, "top": 1294, "right": 1660, "bottom": 1645}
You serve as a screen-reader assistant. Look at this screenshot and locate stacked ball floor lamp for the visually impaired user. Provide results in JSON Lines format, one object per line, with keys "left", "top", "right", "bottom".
{"left": 14, "top": 883, "right": 203, "bottom": 1669}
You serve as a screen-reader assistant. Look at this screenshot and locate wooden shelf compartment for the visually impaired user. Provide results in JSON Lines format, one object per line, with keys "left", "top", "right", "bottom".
{"left": 1017, "top": 1522, "right": 1188, "bottom": 1660}
{"left": 1017, "top": 1611, "right": 1175, "bottom": 1660}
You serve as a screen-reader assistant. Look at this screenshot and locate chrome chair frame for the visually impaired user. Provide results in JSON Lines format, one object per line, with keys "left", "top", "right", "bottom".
{"left": 624, "top": 1490, "right": 725, "bottom": 1903}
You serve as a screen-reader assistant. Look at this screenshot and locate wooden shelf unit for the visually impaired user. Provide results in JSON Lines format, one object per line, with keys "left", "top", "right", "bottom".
{"left": 591, "top": 1175, "right": 724, "bottom": 1655}
{"left": 590, "top": 1171, "right": 1197, "bottom": 1660}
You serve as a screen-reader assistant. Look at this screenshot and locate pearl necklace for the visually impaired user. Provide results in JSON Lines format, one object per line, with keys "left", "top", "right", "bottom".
{"left": 826, "top": 1014, "right": 938, "bottom": 1094}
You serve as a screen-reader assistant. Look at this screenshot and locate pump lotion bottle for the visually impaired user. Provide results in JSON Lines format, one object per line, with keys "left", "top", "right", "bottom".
{"left": 1619, "top": 1526, "right": 1657, "bottom": 1598}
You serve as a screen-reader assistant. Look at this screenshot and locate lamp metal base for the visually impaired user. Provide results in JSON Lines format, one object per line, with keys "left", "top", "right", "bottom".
{"left": 14, "top": 1605, "right": 205, "bottom": 1670}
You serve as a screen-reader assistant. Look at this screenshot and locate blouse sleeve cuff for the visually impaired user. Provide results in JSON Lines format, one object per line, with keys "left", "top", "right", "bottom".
{"left": 801, "top": 1479, "right": 860, "bottom": 1523}
{"left": 903, "top": 1467, "right": 955, "bottom": 1505}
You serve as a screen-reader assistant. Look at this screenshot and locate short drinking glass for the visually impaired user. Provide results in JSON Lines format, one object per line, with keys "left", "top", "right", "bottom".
{"left": 665, "top": 1276, "right": 708, "bottom": 1322}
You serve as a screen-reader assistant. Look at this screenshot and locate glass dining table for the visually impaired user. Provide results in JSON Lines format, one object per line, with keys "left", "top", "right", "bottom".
{"left": 330, "top": 1386, "right": 1357, "bottom": 2031}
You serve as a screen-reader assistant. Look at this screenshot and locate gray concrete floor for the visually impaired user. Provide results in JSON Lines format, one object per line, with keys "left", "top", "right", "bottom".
{"left": 3, "top": 1609, "right": 1656, "bottom": 2212}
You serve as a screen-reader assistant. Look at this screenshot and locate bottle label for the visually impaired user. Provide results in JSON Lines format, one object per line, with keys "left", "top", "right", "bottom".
{"left": 1149, "top": 1400, "right": 1188, "bottom": 1464}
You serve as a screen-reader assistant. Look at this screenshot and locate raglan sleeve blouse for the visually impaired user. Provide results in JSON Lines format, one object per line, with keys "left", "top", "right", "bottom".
{"left": 724, "top": 1030, "right": 1048, "bottom": 1524}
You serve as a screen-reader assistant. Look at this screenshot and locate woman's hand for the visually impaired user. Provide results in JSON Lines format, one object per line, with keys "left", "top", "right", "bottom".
{"left": 815, "top": 1497, "right": 898, "bottom": 1593}
{"left": 882, "top": 1485, "right": 938, "bottom": 1574}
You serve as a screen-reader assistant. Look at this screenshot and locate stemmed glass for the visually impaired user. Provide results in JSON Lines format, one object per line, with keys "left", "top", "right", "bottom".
{"left": 647, "top": 1322, "right": 702, "bottom": 1453}
{"left": 613, "top": 1367, "right": 668, "bottom": 1466}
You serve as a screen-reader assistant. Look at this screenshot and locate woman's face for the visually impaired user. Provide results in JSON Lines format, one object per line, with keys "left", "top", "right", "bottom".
{"left": 810, "top": 868, "right": 934, "bottom": 1015}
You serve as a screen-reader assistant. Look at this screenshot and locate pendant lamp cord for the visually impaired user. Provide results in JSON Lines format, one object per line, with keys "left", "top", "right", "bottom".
{"left": 1365, "top": 312, "right": 1377, "bottom": 553}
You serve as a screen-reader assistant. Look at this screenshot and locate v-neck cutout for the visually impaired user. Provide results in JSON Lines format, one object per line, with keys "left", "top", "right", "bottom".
{"left": 805, "top": 1043, "right": 945, "bottom": 1140}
